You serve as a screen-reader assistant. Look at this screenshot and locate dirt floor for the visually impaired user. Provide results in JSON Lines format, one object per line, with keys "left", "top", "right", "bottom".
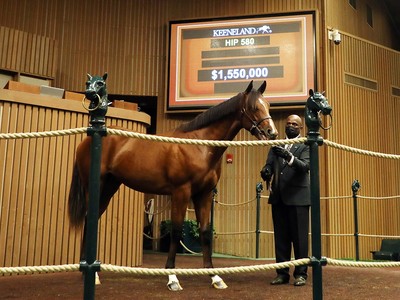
{"left": 1, "top": 251, "right": 400, "bottom": 299}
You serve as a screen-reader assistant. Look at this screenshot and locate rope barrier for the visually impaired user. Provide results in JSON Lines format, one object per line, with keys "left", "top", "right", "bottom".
{"left": 0, "top": 264, "right": 80, "bottom": 275}
{"left": 214, "top": 197, "right": 257, "bottom": 206}
{"left": 215, "top": 231, "right": 254, "bottom": 236}
{"left": 2, "top": 257, "right": 400, "bottom": 277}
{"left": 2, "top": 127, "right": 400, "bottom": 282}
{"left": 0, "top": 259, "right": 309, "bottom": 276}
{"left": 107, "top": 128, "right": 305, "bottom": 147}
{"left": 356, "top": 195, "right": 400, "bottom": 200}
{"left": 358, "top": 234, "right": 400, "bottom": 239}
{"left": 323, "top": 139, "right": 400, "bottom": 159}
{"left": 0, "top": 127, "right": 87, "bottom": 139}
{"left": 326, "top": 258, "right": 400, "bottom": 268}
{"left": 1, "top": 127, "right": 400, "bottom": 162}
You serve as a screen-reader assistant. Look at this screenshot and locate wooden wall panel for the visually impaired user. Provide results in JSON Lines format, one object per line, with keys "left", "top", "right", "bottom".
{"left": 0, "top": 93, "right": 148, "bottom": 268}
{"left": 325, "top": 0, "right": 399, "bottom": 50}
{"left": 324, "top": 31, "right": 400, "bottom": 259}
{"left": 0, "top": 26, "right": 57, "bottom": 78}
{"left": 0, "top": 0, "right": 399, "bottom": 262}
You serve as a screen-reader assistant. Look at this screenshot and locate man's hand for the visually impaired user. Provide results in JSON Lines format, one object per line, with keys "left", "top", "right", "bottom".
{"left": 272, "top": 146, "right": 293, "bottom": 161}
{"left": 260, "top": 165, "right": 272, "bottom": 182}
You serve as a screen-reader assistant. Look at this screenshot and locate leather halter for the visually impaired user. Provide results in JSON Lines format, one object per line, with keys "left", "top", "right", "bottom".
{"left": 241, "top": 107, "right": 272, "bottom": 138}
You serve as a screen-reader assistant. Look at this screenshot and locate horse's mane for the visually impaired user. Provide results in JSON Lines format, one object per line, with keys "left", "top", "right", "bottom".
{"left": 177, "top": 92, "right": 245, "bottom": 132}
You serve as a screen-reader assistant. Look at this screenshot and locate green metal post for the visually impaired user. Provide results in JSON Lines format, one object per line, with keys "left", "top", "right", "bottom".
{"left": 80, "top": 76, "right": 108, "bottom": 300}
{"left": 305, "top": 91, "right": 331, "bottom": 300}
{"left": 352, "top": 180, "right": 361, "bottom": 261}
{"left": 307, "top": 132, "right": 324, "bottom": 300}
{"left": 255, "top": 182, "right": 263, "bottom": 258}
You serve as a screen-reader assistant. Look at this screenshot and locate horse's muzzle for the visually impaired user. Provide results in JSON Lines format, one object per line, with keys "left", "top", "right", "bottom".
{"left": 85, "top": 90, "right": 97, "bottom": 101}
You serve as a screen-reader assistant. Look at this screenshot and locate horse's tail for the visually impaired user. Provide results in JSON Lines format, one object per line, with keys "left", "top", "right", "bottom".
{"left": 68, "top": 162, "right": 87, "bottom": 228}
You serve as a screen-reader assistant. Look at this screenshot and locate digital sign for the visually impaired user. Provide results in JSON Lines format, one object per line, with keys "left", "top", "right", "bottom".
{"left": 167, "top": 12, "right": 316, "bottom": 112}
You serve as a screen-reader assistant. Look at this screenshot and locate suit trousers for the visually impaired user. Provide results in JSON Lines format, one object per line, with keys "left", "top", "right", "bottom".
{"left": 271, "top": 202, "right": 310, "bottom": 278}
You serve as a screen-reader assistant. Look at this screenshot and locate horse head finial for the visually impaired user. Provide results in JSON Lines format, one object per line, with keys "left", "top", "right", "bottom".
{"left": 305, "top": 89, "right": 332, "bottom": 131}
{"left": 84, "top": 72, "right": 110, "bottom": 112}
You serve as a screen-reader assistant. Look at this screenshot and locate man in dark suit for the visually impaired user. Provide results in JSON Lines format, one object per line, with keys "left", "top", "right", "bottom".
{"left": 260, "top": 114, "right": 310, "bottom": 287}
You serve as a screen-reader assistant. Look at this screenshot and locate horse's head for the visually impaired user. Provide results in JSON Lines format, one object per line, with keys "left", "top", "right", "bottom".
{"left": 85, "top": 73, "right": 108, "bottom": 102}
{"left": 305, "top": 89, "right": 332, "bottom": 129}
{"left": 240, "top": 81, "right": 278, "bottom": 140}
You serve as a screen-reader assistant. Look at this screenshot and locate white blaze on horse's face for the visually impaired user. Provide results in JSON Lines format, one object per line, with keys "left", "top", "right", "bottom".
{"left": 257, "top": 97, "right": 268, "bottom": 113}
{"left": 257, "top": 97, "right": 278, "bottom": 140}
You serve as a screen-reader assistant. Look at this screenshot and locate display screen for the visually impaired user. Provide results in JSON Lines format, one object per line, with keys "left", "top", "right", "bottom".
{"left": 167, "top": 12, "right": 315, "bottom": 112}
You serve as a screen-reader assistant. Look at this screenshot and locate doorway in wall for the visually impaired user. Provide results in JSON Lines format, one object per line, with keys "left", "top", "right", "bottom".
{"left": 108, "top": 94, "right": 157, "bottom": 134}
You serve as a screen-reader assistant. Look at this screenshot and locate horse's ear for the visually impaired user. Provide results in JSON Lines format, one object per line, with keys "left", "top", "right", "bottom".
{"left": 245, "top": 80, "right": 253, "bottom": 94}
{"left": 258, "top": 81, "right": 267, "bottom": 94}
{"left": 87, "top": 73, "right": 92, "bottom": 80}
{"left": 103, "top": 73, "right": 108, "bottom": 81}
{"left": 309, "top": 89, "right": 314, "bottom": 96}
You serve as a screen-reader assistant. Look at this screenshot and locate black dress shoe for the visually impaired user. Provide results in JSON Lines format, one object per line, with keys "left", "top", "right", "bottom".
{"left": 294, "top": 276, "right": 306, "bottom": 286}
{"left": 270, "top": 275, "right": 289, "bottom": 285}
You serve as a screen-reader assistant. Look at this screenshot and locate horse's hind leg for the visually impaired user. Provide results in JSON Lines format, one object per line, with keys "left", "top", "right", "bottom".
{"left": 80, "top": 174, "right": 121, "bottom": 285}
{"left": 193, "top": 190, "right": 228, "bottom": 289}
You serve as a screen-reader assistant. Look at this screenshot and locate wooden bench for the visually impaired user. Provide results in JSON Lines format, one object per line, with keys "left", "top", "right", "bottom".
{"left": 371, "top": 239, "right": 400, "bottom": 261}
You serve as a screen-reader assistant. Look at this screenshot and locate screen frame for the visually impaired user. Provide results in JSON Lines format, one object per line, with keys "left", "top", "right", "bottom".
{"left": 166, "top": 11, "right": 317, "bottom": 113}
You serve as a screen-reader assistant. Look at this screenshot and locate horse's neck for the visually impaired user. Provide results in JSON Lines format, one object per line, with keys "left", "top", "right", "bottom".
{"left": 193, "top": 116, "right": 242, "bottom": 142}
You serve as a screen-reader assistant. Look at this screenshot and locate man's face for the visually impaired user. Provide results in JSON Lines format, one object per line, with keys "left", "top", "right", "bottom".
{"left": 285, "top": 116, "right": 302, "bottom": 138}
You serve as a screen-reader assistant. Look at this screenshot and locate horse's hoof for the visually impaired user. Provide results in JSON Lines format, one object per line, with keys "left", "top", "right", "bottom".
{"left": 211, "top": 275, "right": 228, "bottom": 289}
{"left": 167, "top": 274, "right": 183, "bottom": 291}
{"left": 95, "top": 272, "right": 101, "bottom": 285}
{"left": 212, "top": 280, "right": 228, "bottom": 289}
{"left": 211, "top": 275, "right": 228, "bottom": 290}
{"left": 167, "top": 281, "right": 183, "bottom": 291}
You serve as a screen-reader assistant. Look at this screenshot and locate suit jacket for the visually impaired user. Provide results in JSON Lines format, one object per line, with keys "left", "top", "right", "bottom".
{"left": 264, "top": 142, "right": 310, "bottom": 206}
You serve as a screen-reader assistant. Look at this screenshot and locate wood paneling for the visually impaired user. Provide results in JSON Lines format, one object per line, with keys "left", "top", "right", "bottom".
{"left": 324, "top": 31, "right": 400, "bottom": 259}
{"left": 0, "top": 91, "right": 149, "bottom": 268}
{"left": 0, "top": 0, "right": 399, "bottom": 262}
{"left": 0, "top": 26, "right": 57, "bottom": 78}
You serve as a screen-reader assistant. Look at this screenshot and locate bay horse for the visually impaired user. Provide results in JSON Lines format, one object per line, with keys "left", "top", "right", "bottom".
{"left": 68, "top": 75, "right": 278, "bottom": 291}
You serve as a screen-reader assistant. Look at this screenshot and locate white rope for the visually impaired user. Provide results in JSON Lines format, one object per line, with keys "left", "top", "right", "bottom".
{"left": 0, "top": 264, "right": 80, "bottom": 275}
{"left": 358, "top": 233, "right": 400, "bottom": 239}
{"left": 180, "top": 240, "right": 201, "bottom": 255}
{"left": 321, "top": 233, "right": 354, "bottom": 237}
{"left": 259, "top": 230, "right": 274, "bottom": 234}
{"left": 356, "top": 195, "right": 400, "bottom": 200}
{"left": 0, "top": 127, "right": 87, "bottom": 139}
{"left": 3, "top": 257, "right": 400, "bottom": 277}
{"left": 107, "top": 128, "right": 306, "bottom": 147}
{"left": 326, "top": 258, "right": 400, "bottom": 268}
{"left": 215, "top": 197, "right": 257, "bottom": 206}
{"left": 320, "top": 195, "right": 352, "bottom": 200}
{"left": 100, "top": 259, "right": 310, "bottom": 275}
{"left": 323, "top": 139, "right": 400, "bottom": 159}
{"left": 215, "top": 231, "right": 254, "bottom": 236}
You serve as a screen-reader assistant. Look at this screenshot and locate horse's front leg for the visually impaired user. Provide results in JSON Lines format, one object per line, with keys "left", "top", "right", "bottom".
{"left": 195, "top": 191, "right": 228, "bottom": 289}
{"left": 165, "top": 190, "right": 189, "bottom": 291}
{"left": 165, "top": 221, "right": 184, "bottom": 291}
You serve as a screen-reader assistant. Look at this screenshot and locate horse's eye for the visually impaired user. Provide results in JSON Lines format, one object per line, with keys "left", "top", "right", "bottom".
{"left": 97, "top": 82, "right": 104, "bottom": 87}
{"left": 85, "top": 81, "right": 90, "bottom": 85}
